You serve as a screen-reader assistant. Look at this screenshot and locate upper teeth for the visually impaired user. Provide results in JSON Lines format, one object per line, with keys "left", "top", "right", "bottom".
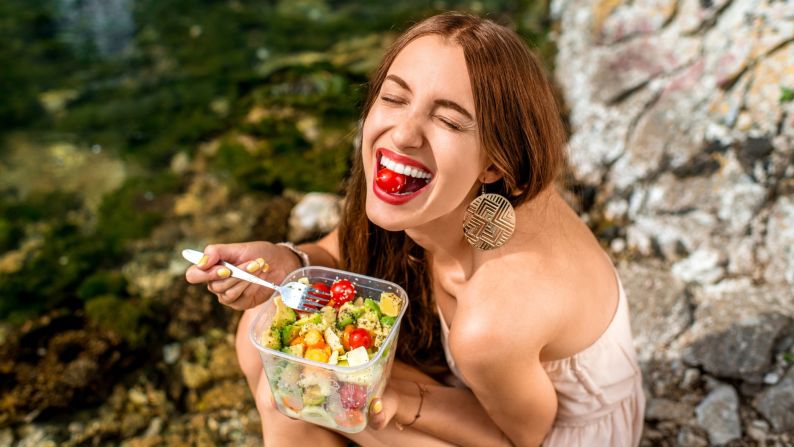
{"left": 380, "top": 154, "right": 432, "bottom": 179}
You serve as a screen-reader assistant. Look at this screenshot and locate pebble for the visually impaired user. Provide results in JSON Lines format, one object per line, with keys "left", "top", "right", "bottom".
{"left": 681, "top": 368, "right": 701, "bottom": 389}
{"left": 763, "top": 372, "right": 780, "bottom": 385}
{"left": 163, "top": 343, "right": 181, "bottom": 365}
{"left": 747, "top": 419, "right": 769, "bottom": 442}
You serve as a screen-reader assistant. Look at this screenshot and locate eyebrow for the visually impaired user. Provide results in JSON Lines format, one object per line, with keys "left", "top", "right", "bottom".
{"left": 384, "top": 74, "right": 474, "bottom": 121}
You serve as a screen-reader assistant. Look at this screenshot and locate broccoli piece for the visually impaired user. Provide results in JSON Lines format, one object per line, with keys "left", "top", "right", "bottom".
{"left": 336, "top": 302, "right": 363, "bottom": 329}
{"left": 295, "top": 312, "right": 323, "bottom": 326}
{"left": 364, "top": 298, "right": 382, "bottom": 318}
{"left": 321, "top": 306, "right": 337, "bottom": 326}
{"left": 373, "top": 327, "right": 388, "bottom": 349}
{"left": 380, "top": 315, "right": 397, "bottom": 327}
{"left": 299, "top": 322, "right": 327, "bottom": 336}
{"left": 281, "top": 324, "right": 300, "bottom": 345}
{"left": 356, "top": 309, "right": 381, "bottom": 334}
{"left": 273, "top": 296, "right": 297, "bottom": 329}
{"left": 261, "top": 327, "right": 282, "bottom": 350}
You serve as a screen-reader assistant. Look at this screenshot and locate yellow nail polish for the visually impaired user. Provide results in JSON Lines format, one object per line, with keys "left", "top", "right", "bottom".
{"left": 198, "top": 255, "right": 208, "bottom": 267}
{"left": 371, "top": 399, "right": 383, "bottom": 414}
{"left": 246, "top": 261, "right": 260, "bottom": 273}
{"left": 217, "top": 268, "right": 231, "bottom": 278}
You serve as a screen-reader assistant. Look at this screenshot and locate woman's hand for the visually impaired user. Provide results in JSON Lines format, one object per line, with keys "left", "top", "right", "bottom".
{"left": 367, "top": 382, "right": 401, "bottom": 430}
{"left": 184, "top": 241, "right": 303, "bottom": 310}
{"left": 368, "top": 378, "right": 430, "bottom": 431}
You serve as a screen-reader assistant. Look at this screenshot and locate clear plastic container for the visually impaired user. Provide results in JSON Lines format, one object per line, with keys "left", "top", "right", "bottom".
{"left": 248, "top": 266, "right": 409, "bottom": 433}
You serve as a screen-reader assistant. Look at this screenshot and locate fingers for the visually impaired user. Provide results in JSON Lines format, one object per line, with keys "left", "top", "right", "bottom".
{"left": 368, "top": 386, "right": 400, "bottom": 431}
{"left": 183, "top": 242, "right": 280, "bottom": 309}
{"left": 185, "top": 264, "right": 233, "bottom": 284}
{"left": 214, "top": 279, "right": 251, "bottom": 305}
{"left": 195, "top": 242, "right": 264, "bottom": 271}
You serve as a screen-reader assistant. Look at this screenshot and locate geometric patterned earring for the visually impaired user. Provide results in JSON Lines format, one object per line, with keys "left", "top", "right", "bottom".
{"left": 462, "top": 183, "right": 516, "bottom": 250}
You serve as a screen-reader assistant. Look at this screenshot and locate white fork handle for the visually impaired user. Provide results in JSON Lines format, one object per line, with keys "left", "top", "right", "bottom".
{"left": 182, "top": 249, "right": 280, "bottom": 292}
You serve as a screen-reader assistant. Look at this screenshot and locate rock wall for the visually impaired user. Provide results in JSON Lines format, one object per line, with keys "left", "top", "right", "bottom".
{"left": 553, "top": 0, "right": 794, "bottom": 444}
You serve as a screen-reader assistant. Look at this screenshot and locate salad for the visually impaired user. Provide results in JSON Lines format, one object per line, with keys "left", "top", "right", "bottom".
{"left": 257, "top": 276, "right": 405, "bottom": 431}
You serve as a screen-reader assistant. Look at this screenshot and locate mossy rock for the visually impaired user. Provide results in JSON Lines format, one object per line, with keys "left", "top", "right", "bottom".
{"left": 84, "top": 295, "right": 157, "bottom": 348}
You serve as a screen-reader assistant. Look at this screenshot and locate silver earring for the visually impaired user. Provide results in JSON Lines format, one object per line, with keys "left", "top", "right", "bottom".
{"left": 462, "top": 184, "right": 516, "bottom": 250}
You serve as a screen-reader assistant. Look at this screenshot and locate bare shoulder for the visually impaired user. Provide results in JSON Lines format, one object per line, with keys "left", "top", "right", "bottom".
{"left": 451, "top": 253, "right": 570, "bottom": 360}
{"left": 452, "top": 237, "right": 619, "bottom": 365}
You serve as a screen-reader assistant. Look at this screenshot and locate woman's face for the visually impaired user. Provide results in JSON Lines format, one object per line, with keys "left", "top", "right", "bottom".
{"left": 361, "top": 35, "right": 486, "bottom": 231}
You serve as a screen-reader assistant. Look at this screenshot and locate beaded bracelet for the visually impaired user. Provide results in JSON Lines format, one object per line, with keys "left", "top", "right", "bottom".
{"left": 395, "top": 382, "right": 428, "bottom": 431}
{"left": 276, "top": 242, "right": 310, "bottom": 267}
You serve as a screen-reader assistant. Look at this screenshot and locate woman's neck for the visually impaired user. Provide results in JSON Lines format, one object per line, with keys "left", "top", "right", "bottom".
{"left": 405, "top": 203, "right": 474, "bottom": 273}
{"left": 405, "top": 187, "right": 560, "bottom": 275}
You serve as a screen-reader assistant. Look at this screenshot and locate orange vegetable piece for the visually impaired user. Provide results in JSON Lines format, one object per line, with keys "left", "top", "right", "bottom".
{"left": 341, "top": 324, "right": 355, "bottom": 351}
{"left": 290, "top": 335, "right": 305, "bottom": 347}
{"left": 304, "top": 329, "right": 326, "bottom": 349}
{"left": 305, "top": 347, "right": 330, "bottom": 363}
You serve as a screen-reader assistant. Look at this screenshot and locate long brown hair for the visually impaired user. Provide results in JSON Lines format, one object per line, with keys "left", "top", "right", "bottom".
{"left": 338, "top": 12, "right": 567, "bottom": 374}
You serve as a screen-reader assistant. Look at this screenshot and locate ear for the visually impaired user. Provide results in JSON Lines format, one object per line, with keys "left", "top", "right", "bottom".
{"left": 478, "top": 163, "right": 503, "bottom": 185}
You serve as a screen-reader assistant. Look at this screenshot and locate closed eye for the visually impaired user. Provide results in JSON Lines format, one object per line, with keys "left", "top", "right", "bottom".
{"left": 437, "top": 116, "right": 463, "bottom": 131}
{"left": 380, "top": 95, "right": 406, "bottom": 105}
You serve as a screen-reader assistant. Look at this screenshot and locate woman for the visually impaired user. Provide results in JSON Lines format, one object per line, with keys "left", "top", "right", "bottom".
{"left": 187, "top": 11, "right": 645, "bottom": 447}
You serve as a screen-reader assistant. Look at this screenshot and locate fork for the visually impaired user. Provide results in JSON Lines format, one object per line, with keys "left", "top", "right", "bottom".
{"left": 181, "top": 249, "right": 331, "bottom": 312}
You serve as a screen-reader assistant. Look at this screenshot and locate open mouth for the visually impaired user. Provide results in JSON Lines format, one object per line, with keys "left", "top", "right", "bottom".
{"left": 373, "top": 149, "right": 433, "bottom": 203}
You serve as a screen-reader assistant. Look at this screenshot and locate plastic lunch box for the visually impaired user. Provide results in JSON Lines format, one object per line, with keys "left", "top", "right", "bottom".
{"left": 249, "top": 266, "right": 409, "bottom": 433}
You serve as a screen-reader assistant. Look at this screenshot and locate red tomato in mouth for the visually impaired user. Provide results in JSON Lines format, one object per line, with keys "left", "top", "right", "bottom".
{"left": 348, "top": 328, "right": 372, "bottom": 350}
{"left": 330, "top": 279, "right": 356, "bottom": 308}
{"left": 376, "top": 168, "right": 407, "bottom": 193}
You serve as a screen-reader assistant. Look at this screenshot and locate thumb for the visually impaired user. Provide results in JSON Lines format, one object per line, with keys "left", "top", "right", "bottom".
{"left": 368, "top": 386, "right": 399, "bottom": 430}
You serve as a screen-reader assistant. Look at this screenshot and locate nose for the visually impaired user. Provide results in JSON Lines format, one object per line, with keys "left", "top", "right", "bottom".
{"left": 391, "top": 113, "right": 424, "bottom": 150}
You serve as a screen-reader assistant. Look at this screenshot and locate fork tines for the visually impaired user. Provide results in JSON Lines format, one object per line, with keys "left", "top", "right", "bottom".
{"left": 302, "top": 286, "right": 331, "bottom": 310}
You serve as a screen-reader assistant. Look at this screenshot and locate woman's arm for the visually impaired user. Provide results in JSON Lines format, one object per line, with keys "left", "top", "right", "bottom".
{"left": 460, "top": 351, "right": 558, "bottom": 446}
{"left": 347, "top": 363, "right": 511, "bottom": 447}
{"left": 186, "top": 229, "right": 341, "bottom": 310}
{"left": 297, "top": 228, "right": 340, "bottom": 268}
{"left": 450, "top": 271, "right": 562, "bottom": 446}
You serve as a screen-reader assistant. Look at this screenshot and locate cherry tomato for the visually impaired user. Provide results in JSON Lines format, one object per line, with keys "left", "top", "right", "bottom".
{"left": 376, "top": 168, "right": 406, "bottom": 193}
{"left": 348, "top": 328, "right": 372, "bottom": 350}
{"left": 330, "top": 279, "right": 356, "bottom": 308}
{"left": 339, "top": 382, "right": 367, "bottom": 409}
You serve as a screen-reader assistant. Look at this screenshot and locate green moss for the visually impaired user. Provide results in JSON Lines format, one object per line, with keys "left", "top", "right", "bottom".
{"left": 781, "top": 86, "right": 794, "bottom": 104}
{"left": 84, "top": 295, "right": 157, "bottom": 348}
{"left": 78, "top": 271, "right": 127, "bottom": 301}
{"left": 95, "top": 173, "right": 182, "bottom": 255}
{"left": 0, "top": 218, "right": 22, "bottom": 253}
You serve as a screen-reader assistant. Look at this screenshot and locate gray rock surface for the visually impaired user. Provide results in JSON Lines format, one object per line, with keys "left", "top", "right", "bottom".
{"left": 645, "top": 398, "right": 693, "bottom": 422}
{"left": 755, "top": 366, "right": 794, "bottom": 433}
{"left": 682, "top": 313, "right": 789, "bottom": 382}
{"left": 553, "top": 0, "right": 794, "bottom": 444}
{"left": 695, "top": 384, "right": 742, "bottom": 445}
{"left": 617, "top": 260, "right": 690, "bottom": 362}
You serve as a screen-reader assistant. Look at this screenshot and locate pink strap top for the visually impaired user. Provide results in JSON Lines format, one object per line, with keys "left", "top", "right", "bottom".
{"left": 437, "top": 269, "right": 645, "bottom": 429}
